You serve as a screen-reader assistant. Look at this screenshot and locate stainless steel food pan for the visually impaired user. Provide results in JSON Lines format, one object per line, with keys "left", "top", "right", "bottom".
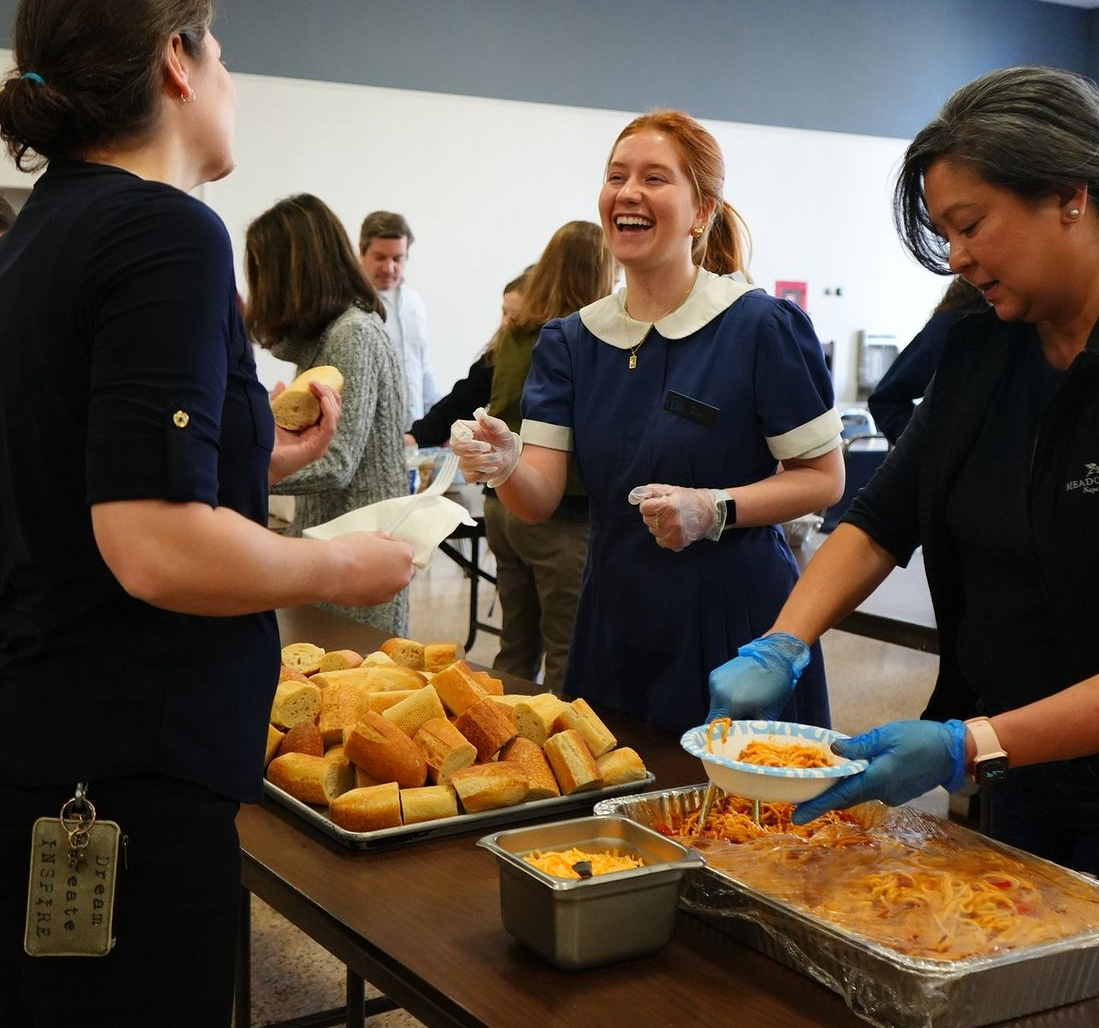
{"left": 478, "top": 814, "right": 704, "bottom": 971}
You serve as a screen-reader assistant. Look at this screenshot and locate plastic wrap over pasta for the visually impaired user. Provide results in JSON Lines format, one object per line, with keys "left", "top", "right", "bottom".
{"left": 594, "top": 785, "right": 1099, "bottom": 1028}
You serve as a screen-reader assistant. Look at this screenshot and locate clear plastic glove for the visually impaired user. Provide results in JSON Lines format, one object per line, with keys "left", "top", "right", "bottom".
{"left": 628, "top": 483, "right": 728, "bottom": 551}
{"left": 706, "top": 632, "right": 810, "bottom": 722}
{"left": 448, "top": 407, "right": 522, "bottom": 487}
{"left": 791, "top": 719, "right": 968, "bottom": 825}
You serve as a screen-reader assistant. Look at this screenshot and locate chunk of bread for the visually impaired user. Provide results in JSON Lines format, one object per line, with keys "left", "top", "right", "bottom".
{"left": 362, "top": 651, "right": 396, "bottom": 667}
{"left": 412, "top": 717, "right": 477, "bottom": 784}
{"left": 276, "top": 720, "right": 325, "bottom": 759}
{"left": 365, "top": 689, "right": 416, "bottom": 715}
{"left": 264, "top": 725, "right": 285, "bottom": 768}
{"left": 499, "top": 736, "right": 560, "bottom": 800}
{"left": 278, "top": 665, "right": 312, "bottom": 685}
{"left": 543, "top": 729, "right": 601, "bottom": 795}
{"left": 454, "top": 697, "right": 517, "bottom": 762}
{"left": 316, "top": 682, "right": 369, "bottom": 746}
{"left": 423, "top": 643, "right": 459, "bottom": 673}
{"left": 328, "top": 782, "right": 402, "bottom": 832}
{"left": 271, "top": 365, "right": 344, "bottom": 430}
{"left": 344, "top": 711, "right": 427, "bottom": 789}
{"left": 399, "top": 784, "right": 459, "bottom": 825}
{"left": 270, "top": 679, "right": 322, "bottom": 730}
{"left": 280, "top": 641, "right": 325, "bottom": 676}
{"left": 430, "top": 660, "right": 488, "bottom": 716}
{"left": 511, "top": 693, "right": 568, "bottom": 746}
{"left": 553, "top": 697, "right": 617, "bottom": 758}
{"left": 267, "top": 752, "right": 353, "bottom": 804}
{"left": 380, "top": 637, "right": 426, "bottom": 670}
{"left": 382, "top": 684, "right": 447, "bottom": 738}
{"left": 450, "top": 761, "right": 529, "bottom": 813}
{"left": 318, "top": 648, "right": 364, "bottom": 672}
{"left": 595, "top": 747, "right": 649, "bottom": 786}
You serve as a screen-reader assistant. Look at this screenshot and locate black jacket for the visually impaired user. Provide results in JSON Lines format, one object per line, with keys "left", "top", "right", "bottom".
{"left": 847, "top": 310, "right": 1099, "bottom": 722}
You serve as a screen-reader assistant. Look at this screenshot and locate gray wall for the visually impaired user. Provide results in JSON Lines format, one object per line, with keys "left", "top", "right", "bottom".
{"left": 0, "top": 0, "right": 1097, "bottom": 139}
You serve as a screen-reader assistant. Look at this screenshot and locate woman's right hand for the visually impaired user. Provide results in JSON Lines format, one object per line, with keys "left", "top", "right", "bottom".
{"left": 449, "top": 407, "right": 522, "bottom": 486}
{"left": 325, "top": 532, "right": 416, "bottom": 607}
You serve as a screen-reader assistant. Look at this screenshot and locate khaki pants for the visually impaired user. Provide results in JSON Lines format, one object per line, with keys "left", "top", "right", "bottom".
{"left": 482, "top": 494, "right": 588, "bottom": 694}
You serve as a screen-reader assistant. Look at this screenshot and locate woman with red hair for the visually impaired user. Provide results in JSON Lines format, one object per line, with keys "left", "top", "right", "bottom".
{"left": 452, "top": 110, "right": 843, "bottom": 734}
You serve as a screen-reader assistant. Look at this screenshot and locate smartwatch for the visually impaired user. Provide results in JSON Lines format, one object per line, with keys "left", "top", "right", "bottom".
{"left": 964, "top": 716, "right": 1009, "bottom": 786}
{"left": 711, "top": 489, "right": 737, "bottom": 534}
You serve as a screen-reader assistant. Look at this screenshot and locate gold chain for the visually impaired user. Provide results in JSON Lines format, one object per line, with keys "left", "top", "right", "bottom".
{"left": 623, "top": 268, "right": 699, "bottom": 370}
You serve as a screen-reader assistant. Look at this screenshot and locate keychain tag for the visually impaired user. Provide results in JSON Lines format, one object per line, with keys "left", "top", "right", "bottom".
{"left": 25, "top": 792, "right": 121, "bottom": 957}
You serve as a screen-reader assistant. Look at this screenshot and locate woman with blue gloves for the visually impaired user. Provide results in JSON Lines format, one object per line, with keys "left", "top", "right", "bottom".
{"left": 709, "top": 65, "right": 1099, "bottom": 874}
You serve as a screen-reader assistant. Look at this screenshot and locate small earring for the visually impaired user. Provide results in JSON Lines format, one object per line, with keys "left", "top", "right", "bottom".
{"left": 1069, "top": 207, "right": 1081, "bottom": 219}
{"left": 180, "top": 88, "right": 196, "bottom": 104}
{"left": 691, "top": 225, "right": 704, "bottom": 237}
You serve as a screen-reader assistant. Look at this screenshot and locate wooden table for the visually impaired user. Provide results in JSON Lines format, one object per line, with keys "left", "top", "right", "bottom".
{"left": 237, "top": 607, "right": 1099, "bottom": 1028}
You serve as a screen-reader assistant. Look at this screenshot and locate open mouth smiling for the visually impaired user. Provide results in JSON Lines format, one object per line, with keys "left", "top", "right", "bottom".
{"left": 615, "top": 215, "right": 654, "bottom": 232}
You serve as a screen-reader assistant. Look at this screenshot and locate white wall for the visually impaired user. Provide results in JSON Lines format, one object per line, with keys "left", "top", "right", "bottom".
{"left": 0, "top": 52, "right": 945, "bottom": 403}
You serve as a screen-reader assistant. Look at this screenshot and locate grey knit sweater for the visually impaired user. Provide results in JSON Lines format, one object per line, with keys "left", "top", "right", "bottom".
{"left": 271, "top": 305, "right": 409, "bottom": 634}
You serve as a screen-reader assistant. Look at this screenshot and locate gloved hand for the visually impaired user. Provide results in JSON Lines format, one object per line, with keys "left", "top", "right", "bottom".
{"left": 706, "top": 632, "right": 811, "bottom": 722}
{"left": 791, "top": 719, "right": 968, "bottom": 825}
{"left": 449, "top": 407, "right": 523, "bottom": 487}
{"left": 628, "top": 483, "right": 729, "bottom": 551}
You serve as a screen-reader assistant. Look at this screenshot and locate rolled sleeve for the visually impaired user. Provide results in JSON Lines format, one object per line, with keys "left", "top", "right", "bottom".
{"left": 84, "top": 200, "right": 235, "bottom": 507}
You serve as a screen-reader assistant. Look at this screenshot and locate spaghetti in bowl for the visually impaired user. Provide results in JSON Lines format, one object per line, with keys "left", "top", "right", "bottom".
{"left": 680, "top": 719, "right": 867, "bottom": 803}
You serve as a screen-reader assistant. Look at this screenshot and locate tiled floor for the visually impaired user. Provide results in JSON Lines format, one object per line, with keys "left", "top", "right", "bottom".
{"left": 244, "top": 537, "right": 940, "bottom": 1027}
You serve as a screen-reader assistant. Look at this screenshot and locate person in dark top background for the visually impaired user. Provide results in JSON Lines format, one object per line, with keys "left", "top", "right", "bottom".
{"left": 868, "top": 276, "right": 986, "bottom": 444}
{"left": 405, "top": 269, "right": 529, "bottom": 448}
{"left": 0, "top": 2, "right": 413, "bottom": 1025}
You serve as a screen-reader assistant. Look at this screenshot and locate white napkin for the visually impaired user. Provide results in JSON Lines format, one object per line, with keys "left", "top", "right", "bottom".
{"left": 302, "top": 494, "right": 475, "bottom": 570}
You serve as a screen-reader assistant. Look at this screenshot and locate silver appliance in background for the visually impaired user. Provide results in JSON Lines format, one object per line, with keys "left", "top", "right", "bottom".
{"left": 856, "top": 330, "right": 900, "bottom": 399}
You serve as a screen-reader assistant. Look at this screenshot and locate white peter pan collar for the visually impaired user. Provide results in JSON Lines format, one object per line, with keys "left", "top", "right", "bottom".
{"left": 579, "top": 267, "right": 761, "bottom": 349}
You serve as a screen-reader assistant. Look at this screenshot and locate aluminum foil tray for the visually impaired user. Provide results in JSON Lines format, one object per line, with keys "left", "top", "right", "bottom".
{"left": 264, "top": 772, "right": 655, "bottom": 850}
{"left": 595, "top": 784, "right": 1099, "bottom": 1028}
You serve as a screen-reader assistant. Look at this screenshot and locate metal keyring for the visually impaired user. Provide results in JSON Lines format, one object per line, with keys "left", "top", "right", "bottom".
{"left": 60, "top": 795, "right": 97, "bottom": 834}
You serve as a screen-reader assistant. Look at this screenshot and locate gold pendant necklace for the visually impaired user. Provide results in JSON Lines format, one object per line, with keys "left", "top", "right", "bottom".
{"left": 623, "top": 268, "right": 699, "bottom": 370}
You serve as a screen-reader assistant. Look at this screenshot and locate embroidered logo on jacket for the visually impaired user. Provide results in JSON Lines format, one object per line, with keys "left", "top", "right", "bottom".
{"left": 1065, "top": 463, "right": 1099, "bottom": 494}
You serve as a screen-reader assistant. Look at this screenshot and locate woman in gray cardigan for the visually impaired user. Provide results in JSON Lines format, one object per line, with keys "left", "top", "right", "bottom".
{"left": 247, "top": 193, "right": 409, "bottom": 633}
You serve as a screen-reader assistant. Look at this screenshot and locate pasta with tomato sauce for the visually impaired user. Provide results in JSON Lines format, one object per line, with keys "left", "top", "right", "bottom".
{"left": 666, "top": 795, "right": 1099, "bottom": 961}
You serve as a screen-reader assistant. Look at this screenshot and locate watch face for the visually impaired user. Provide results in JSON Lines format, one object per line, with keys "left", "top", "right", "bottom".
{"left": 976, "top": 756, "right": 1009, "bottom": 786}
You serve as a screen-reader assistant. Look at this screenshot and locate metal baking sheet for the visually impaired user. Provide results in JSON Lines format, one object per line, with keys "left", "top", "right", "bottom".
{"left": 265, "top": 772, "right": 656, "bottom": 850}
{"left": 595, "top": 784, "right": 1099, "bottom": 1028}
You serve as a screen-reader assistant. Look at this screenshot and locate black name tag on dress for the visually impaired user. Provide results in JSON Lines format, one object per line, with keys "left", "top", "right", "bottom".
{"left": 664, "top": 390, "right": 719, "bottom": 427}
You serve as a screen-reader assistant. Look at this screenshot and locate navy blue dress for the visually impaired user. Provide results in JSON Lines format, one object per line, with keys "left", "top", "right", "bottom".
{"left": 521, "top": 270, "right": 840, "bottom": 734}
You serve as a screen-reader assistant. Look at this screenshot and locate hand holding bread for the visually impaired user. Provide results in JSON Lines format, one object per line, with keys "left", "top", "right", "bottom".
{"left": 268, "top": 373, "right": 344, "bottom": 486}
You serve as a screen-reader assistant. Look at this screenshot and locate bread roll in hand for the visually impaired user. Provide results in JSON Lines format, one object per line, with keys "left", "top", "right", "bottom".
{"left": 271, "top": 365, "right": 344, "bottom": 430}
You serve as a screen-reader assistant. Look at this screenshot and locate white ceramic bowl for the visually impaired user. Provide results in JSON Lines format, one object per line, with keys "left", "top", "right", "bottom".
{"left": 680, "top": 720, "right": 867, "bottom": 803}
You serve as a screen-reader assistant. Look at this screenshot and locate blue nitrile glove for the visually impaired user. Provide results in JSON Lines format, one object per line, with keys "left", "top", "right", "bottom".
{"left": 706, "top": 632, "right": 811, "bottom": 722}
{"left": 791, "top": 719, "right": 968, "bottom": 825}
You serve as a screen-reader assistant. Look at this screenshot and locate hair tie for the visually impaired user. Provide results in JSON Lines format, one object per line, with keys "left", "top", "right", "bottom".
{"left": 20, "top": 72, "right": 46, "bottom": 84}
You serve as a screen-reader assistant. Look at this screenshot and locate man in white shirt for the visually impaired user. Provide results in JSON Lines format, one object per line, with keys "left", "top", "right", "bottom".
{"left": 358, "top": 211, "right": 441, "bottom": 429}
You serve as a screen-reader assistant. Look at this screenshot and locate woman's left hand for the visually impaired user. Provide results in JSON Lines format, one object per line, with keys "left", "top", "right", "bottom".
{"left": 791, "top": 719, "right": 968, "bottom": 825}
{"left": 629, "top": 483, "right": 726, "bottom": 551}
{"left": 268, "top": 381, "right": 343, "bottom": 485}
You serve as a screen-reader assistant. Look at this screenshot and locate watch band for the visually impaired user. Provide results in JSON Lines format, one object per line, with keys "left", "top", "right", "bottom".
{"left": 964, "top": 716, "right": 1009, "bottom": 785}
{"left": 711, "top": 489, "right": 737, "bottom": 533}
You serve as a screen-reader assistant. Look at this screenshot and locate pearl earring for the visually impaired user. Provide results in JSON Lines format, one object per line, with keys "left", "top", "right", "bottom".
{"left": 1069, "top": 207, "right": 1082, "bottom": 219}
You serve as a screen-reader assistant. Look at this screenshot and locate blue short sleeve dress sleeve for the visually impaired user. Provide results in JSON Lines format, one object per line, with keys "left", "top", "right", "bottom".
{"left": 521, "top": 269, "right": 840, "bottom": 733}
